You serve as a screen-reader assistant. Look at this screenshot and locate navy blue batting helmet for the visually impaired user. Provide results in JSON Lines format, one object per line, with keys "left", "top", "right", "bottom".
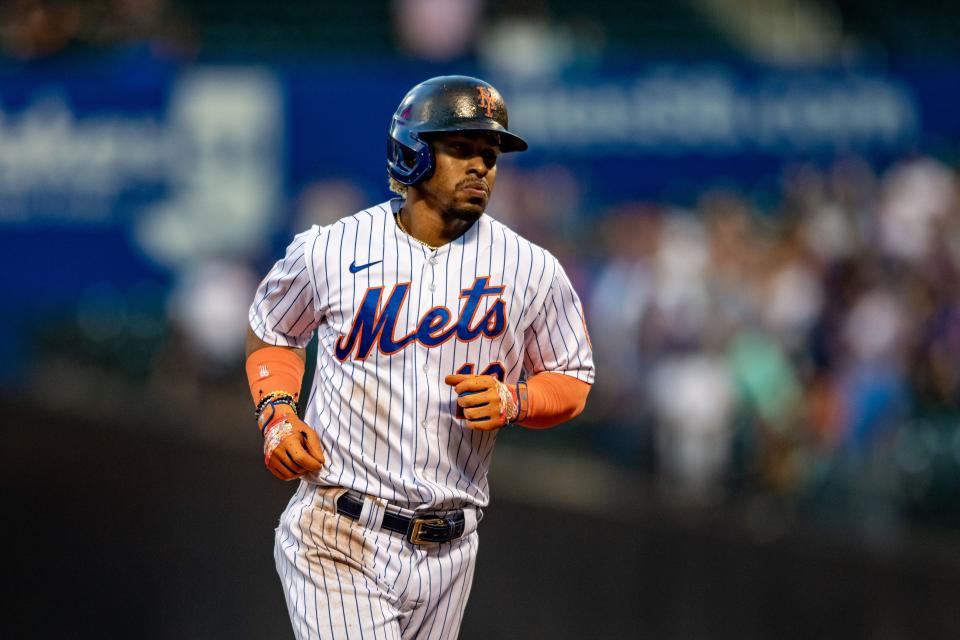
{"left": 387, "top": 75, "right": 528, "bottom": 186}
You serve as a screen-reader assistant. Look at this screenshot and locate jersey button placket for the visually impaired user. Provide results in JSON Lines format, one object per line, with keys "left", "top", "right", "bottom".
{"left": 428, "top": 253, "right": 437, "bottom": 292}
{"left": 423, "top": 256, "right": 434, "bottom": 371}
{"left": 418, "top": 252, "right": 436, "bottom": 425}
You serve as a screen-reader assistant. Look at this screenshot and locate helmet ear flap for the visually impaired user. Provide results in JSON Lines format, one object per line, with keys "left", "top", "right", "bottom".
{"left": 387, "top": 127, "right": 434, "bottom": 186}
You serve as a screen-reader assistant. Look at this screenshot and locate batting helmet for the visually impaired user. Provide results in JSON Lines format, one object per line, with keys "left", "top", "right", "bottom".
{"left": 387, "top": 75, "right": 528, "bottom": 186}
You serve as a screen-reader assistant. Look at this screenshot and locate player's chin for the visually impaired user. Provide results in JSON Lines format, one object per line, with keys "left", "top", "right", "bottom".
{"left": 448, "top": 199, "right": 486, "bottom": 222}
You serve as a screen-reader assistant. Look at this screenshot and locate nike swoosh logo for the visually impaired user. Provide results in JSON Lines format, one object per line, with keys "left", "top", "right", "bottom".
{"left": 349, "top": 259, "right": 383, "bottom": 274}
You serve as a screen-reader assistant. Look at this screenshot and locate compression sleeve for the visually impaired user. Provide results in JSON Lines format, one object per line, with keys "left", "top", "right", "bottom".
{"left": 515, "top": 371, "right": 591, "bottom": 429}
{"left": 245, "top": 346, "right": 305, "bottom": 406}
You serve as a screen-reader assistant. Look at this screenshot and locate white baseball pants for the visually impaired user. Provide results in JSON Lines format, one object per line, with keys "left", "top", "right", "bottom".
{"left": 274, "top": 483, "right": 479, "bottom": 640}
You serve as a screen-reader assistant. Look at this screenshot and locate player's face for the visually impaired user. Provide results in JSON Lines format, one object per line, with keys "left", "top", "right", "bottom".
{"left": 419, "top": 132, "right": 500, "bottom": 222}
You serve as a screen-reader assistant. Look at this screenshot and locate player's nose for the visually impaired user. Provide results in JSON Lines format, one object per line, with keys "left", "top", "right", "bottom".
{"left": 466, "top": 154, "right": 490, "bottom": 176}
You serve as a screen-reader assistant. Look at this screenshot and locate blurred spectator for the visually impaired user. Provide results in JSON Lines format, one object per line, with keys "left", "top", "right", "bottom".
{"left": 649, "top": 350, "right": 734, "bottom": 501}
{"left": 0, "top": 0, "right": 84, "bottom": 60}
{"left": 0, "top": 0, "right": 196, "bottom": 62}
{"left": 878, "top": 157, "right": 956, "bottom": 264}
{"left": 478, "top": 14, "right": 575, "bottom": 80}
{"left": 478, "top": 1, "right": 607, "bottom": 80}
{"left": 588, "top": 206, "right": 659, "bottom": 419}
{"left": 392, "top": 0, "right": 483, "bottom": 61}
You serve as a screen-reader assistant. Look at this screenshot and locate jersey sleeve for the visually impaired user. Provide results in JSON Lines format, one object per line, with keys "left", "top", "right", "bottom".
{"left": 248, "top": 226, "right": 325, "bottom": 348}
{"left": 522, "top": 258, "right": 595, "bottom": 384}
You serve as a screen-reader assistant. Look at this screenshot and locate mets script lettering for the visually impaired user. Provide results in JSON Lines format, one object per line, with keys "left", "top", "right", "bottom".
{"left": 335, "top": 276, "right": 507, "bottom": 361}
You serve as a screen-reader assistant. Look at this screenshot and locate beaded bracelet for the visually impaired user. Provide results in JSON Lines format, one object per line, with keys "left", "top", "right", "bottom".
{"left": 255, "top": 390, "right": 298, "bottom": 418}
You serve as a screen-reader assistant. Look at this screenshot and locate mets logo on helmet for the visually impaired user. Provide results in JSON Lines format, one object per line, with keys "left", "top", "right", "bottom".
{"left": 476, "top": 86, "right": 496, "bottom": 117}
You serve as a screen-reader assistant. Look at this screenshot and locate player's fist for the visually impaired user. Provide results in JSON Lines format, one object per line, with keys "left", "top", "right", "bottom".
{"left": 262, "top": 405, "right": 326, "bottom": 481}
{"left": 444, "top": 374, "right": 518, "bottom": 431}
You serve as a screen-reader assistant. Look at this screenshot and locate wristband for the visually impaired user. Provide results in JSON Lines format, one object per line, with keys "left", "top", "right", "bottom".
{"left": 263, "top": 419, "right": 296, "bottom": 466}
{"left": 257, "top": 397, "right": 298, "bottom": 434}
{"left": 514, "top": 382, "right": 528, "bottom": 423}
{"left": 495, "top": 380, "right": 519, "bottom": 426}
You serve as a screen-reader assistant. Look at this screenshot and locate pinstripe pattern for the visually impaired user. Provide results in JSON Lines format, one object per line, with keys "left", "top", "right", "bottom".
{"left": 275, "top": 485, "right": 478, "bottom": 640}
{"left": 252, "top": 198, "right": 594, "bottom": 638}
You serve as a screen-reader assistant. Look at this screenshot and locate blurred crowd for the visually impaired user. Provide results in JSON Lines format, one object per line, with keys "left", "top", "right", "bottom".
{"left": 489, "top": 154, "right": 960, "bottom": 533}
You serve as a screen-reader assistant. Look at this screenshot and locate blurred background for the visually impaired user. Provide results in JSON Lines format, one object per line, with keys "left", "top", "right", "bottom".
{"left": 3, "top": 0, "right": 960, "bottom": 638}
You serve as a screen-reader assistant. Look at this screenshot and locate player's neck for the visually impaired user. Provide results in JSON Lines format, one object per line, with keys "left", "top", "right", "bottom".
{"left": 398, "top": 197, "right": 476, "bottom": 249}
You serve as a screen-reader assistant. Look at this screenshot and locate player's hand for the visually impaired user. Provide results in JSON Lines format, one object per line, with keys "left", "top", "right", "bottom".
{"left": 444, "top": 374, "right": 517, "bottom": 431}
{"left": 263, "top": 407, "right": 326, "bottom": 481}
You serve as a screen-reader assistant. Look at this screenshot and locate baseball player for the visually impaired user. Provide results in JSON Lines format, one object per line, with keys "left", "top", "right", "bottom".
{"left": 244, "top": 75, "right": 595, "bottom": 639}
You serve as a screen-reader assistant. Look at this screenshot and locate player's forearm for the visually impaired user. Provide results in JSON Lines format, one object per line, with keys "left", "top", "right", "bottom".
{"left": 515, "top": 372, "right": 591, "bottom": 429}
{"left": 245, "top": 329, "right": 324, "bottom": 480}
{"left": 245, "top": 327, "right": 307, "bottom": 406}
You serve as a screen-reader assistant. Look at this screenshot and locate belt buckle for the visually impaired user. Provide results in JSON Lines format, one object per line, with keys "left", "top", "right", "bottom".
{"left": 407, "top": 517, "right": 448, "bottom": 545}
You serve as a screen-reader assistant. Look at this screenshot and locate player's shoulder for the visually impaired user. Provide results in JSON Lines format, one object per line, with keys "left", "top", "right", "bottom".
{"left": 333, "top": 199, "right": 396, "bottom": 230}
{"left": 483, "top": 215, "right": 561, "bottom": 266}
{"left": 289, "top": 199, "right": 396, "bottom": 244}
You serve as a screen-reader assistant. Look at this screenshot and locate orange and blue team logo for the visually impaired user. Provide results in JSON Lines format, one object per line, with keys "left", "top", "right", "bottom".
{"left": 476, "top": 86, "right": 496, "bottom": 117}
{"left": 334, "top": 276, "right": 508, "bottom": 361}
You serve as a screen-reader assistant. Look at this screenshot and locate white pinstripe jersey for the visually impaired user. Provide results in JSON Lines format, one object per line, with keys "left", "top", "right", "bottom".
{"left": 249, "top": 198, "right": 595, "bottom": 511}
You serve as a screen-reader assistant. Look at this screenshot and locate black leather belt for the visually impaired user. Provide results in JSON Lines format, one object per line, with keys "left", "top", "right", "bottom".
{"left": 335, "top": 492, "right": 466, "bottom": 545}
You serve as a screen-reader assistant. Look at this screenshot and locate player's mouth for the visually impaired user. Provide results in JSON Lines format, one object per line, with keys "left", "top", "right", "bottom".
{"left": 458, "top": 181, "right": 489, "bottom": 201}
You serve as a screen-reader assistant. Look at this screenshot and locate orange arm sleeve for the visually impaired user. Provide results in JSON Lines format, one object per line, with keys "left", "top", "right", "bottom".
{"left": 515, "top": 372, "right": 591, "bottom": 429}
{"left": 245, "top": 346, "right": 305, "bottom": 407}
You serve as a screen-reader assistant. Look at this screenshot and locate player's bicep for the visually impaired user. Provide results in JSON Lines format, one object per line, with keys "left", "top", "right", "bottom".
{"left": 245, "top": 326, "right": 307, "bottom": 362}
{"left": 521, "top": 306, "right": 550, "bottom": 375}
{"left": 521, "top": 264, "right": 595, "bottom": 384}
{"left": 249, "top": 231, "right": 322, "bottom": 348}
